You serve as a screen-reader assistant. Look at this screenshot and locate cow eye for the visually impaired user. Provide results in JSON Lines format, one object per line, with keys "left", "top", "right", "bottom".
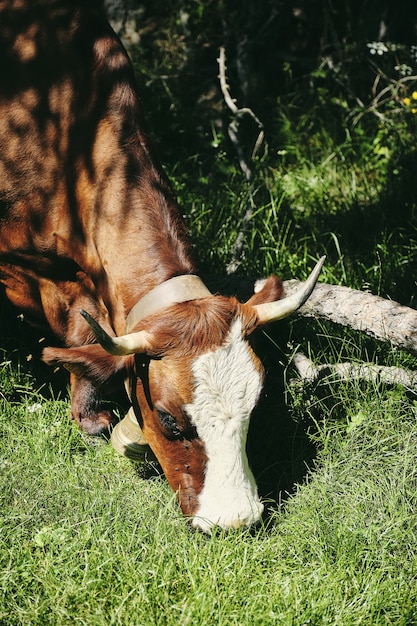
{"left": 156, "top": 409, "right": 182, "bottom": 438}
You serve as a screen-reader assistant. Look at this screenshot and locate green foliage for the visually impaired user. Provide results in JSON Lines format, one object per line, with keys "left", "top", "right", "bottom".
{"left": 0, "top": 353, "right": 35, "bottom": 401}
{"left": 122, "top": 0, "right": 417, "bottom": 306}
{"left": 1, "top": 371, "right": 417, "bottom": 624}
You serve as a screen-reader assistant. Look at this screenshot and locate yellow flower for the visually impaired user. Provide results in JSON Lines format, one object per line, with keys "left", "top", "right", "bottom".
{"left": 403, "top": 97, "right": 411, "bottom": 105}
{"left": 412, "top": 108, "right": 417, "bottom": 114}
{"left": 412, "top": 91, "right": 417, "bottom": 100}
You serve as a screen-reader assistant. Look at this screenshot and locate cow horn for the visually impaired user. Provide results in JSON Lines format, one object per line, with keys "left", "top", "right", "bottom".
{"left": 253, "top": 256, "right": 325, "bottom": 324}
{"left": 80, "top": 310, "right": 152, "bottom": 355}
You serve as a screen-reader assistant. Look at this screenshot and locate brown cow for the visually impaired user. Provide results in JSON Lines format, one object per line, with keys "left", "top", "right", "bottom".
{"left": 0, "top": 0, "right": 324, "bottom": 531}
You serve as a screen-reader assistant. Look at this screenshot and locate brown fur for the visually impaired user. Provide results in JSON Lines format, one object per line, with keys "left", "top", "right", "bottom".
{"left": 0, "top": 0, "right": 198, "bottom": 435}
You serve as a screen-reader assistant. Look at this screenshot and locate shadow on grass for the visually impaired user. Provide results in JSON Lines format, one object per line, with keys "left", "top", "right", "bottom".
{"left": 0, "top": 294, "right": 69, "bottom": 402}
{"left": 247, "top": 324, "right": 317, "bottom": 521}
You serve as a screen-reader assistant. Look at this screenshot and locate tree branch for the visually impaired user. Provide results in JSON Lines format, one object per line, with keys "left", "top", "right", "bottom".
{"left": 291, "top": 352, "right": 417, "bottom": 389}
{"left": 218, "top": 46, "right": 239, "bottom": 114}
{"left": 282, "top": 280, "right": 417, "bottom": 356}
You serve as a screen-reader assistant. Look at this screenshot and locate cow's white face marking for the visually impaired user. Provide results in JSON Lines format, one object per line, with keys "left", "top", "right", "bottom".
{"left": 185, "top": 318, "right": 264, "bottom": 532}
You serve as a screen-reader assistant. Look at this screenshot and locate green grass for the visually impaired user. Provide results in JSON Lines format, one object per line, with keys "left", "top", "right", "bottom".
{"left": 1, "top": 352, "right": 417, "bottom": 624}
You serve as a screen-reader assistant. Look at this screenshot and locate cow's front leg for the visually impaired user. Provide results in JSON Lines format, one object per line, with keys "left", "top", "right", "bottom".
{"left": 69, "top": 373, "right": 118, "bottom": 436}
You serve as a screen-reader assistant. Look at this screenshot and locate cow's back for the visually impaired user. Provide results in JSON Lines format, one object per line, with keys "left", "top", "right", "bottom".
{"left": 0, "top": 1, "right": 110, "bottom": 335}
{"left": 0, "top": 1, "right": 104, "bottom": 216}
{"left": 0, "top": 0, "right": 194, "bottom": 341}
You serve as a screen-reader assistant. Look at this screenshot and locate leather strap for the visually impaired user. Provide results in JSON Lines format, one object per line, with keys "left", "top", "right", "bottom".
{"left": 125, "top": 274, "right": 211, "bottom": 332}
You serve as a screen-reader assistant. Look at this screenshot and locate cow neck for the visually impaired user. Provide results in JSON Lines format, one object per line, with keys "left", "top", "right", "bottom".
{"left": 125, "top": 275, "right": 212, "bottom": 332}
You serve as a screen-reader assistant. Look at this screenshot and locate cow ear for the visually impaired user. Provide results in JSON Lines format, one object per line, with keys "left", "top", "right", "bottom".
{"left": 245, "top": 276, "right": 283, "bottom": 306}
{"left": 42, "top": 344, "right": 132, "bottom": 384}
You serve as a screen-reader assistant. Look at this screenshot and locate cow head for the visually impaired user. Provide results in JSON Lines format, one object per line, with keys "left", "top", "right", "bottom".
{"left": 43, "top": 258, "right": 324, "bottom": 532}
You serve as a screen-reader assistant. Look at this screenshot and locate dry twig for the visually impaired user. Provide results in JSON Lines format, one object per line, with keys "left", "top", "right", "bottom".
{"left": 217, "top": 46, "right": 267, "bottom": 273}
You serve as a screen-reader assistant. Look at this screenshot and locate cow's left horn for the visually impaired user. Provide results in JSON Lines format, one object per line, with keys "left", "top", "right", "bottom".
{"left": 253, "top": 256, "right": 325, "bottom": 324}
{"left": 80, "top": 310, "right": 152, "bottom": 355}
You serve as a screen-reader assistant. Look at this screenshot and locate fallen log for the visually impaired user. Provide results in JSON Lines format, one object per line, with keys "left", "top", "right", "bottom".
{"left": 282, "top": 280, "right": 417, "bottom": 356}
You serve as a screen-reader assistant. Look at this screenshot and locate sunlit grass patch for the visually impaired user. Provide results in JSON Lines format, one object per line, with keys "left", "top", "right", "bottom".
{"left": 1, "top": 347, "right": 417, "bottom": 624}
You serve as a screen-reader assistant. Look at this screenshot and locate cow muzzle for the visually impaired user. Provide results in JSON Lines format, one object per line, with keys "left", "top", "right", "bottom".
{"left": 191, "top": 490, "right": 264, "bottom": 533}
{"left": 189, "top": 460, "right": 264, "bottom": 533}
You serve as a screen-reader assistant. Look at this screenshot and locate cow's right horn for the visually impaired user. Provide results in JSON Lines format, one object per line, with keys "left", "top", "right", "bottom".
{"left": 253, "top": 256, "right": 325, "bottom": 324}
{"left": 80, "top": 310, "right": 152, "bottom": 355}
